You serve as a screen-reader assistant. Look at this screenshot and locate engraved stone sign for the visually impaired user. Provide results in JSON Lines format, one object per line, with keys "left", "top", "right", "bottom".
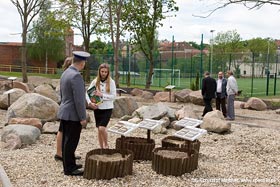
{"left": 108, "top": 121, "right": 138, "bottom": 136}
{"left": 175, "top": 117, "right": 203, "bottom": 128}
{"left": 174, "top": 127, "right": 207, "bottom": 141}
{"left": 138, "top": 119, "right": 164, "bottom": 130}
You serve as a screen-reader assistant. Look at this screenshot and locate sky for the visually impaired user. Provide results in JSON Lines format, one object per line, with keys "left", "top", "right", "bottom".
{"left": 1, "top": 0, "right": 280, "bottom": 45}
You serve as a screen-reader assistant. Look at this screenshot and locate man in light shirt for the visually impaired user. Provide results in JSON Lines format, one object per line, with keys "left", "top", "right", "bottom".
{"left": 226, "top": 70, "right": 238, "bottom": 120}
{"left": 216, "top": 71, "right": 227, "bottom": 118}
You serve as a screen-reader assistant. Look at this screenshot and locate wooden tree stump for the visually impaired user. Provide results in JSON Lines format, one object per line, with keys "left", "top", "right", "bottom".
{"left": 83, "top": 149, "right": 133, "bottom": 180}
{"left": 162, "top": 136, "right": 200, "bottom": 152}
{"left": 116, "top": 137, "right": 155, "bottom": 160}
{"left": 152, "top": 147, "right": 199, "bottom": 176}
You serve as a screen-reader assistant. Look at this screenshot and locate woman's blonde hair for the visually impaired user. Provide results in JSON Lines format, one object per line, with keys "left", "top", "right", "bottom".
{"left": 96, "top": 63, "right": 111, "bottom": 93}
{"left": 62, "top": 57, "right": 73, "bottom": 71}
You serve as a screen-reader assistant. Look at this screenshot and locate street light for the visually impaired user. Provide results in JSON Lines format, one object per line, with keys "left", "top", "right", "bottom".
{"left": 266, "top": 39, "right": 270, "bottom": 96}
{"left": 210, "top": 30, "right": 215, "bottom": 75}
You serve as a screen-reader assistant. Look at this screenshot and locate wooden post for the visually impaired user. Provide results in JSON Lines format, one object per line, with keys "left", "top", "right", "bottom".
{"left": 121, "top": 135, "right": 125, "bottom": 158}
{"left": 147, "top": 130, "right": 151, "bottom": 142}
{"left": 187, "top": 141, "right": 191, "bottom": 157}
{"left": 169, "top": 89, "right": 172, "bottom": 102}
{"left": 8, "top": 93, "right": 10, "bottom": 107}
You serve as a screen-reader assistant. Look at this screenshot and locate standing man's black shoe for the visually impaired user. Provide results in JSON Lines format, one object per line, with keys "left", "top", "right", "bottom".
{"left": 75, "top": 164, "right": 82, "bottom": 169}
{"left": 54, "top": 154, "right": 63, "bottom": 161}
{"left": 54, "top": 154, "right": 81, "bottom": 161}
{"left": 65, "top": 169, "right": 84, "bottom": 176}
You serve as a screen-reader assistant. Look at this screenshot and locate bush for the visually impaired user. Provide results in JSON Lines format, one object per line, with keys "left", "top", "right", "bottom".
{"left": 190, "top": 73, "right": 199, "bottom": 91}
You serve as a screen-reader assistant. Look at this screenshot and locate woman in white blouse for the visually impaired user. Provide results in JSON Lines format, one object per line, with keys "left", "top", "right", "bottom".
{"left": 86, "top": 63, "right": 116, "bottom": 149}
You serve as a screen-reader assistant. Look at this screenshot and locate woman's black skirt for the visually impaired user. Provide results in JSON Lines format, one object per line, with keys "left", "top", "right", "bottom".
{"left": 93, "top": 109, "right": 113, "bottom": 127}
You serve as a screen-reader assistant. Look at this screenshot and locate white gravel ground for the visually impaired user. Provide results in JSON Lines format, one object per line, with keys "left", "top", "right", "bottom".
{"left": 0, "top": 104, "right": 280, "bottom": 187}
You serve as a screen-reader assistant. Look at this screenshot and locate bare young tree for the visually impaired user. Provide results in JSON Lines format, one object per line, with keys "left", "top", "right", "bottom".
{"left": 11, "top": 0, "right": 48, "bottom": 83}
{"left": 107, "top": 0, "right": 127, "bottom": 88}
{"left": 196, "top": 0, "right": 280, "bottom": 18}
{"left": 58, "top": 0, "right": 106, "bottom": 82}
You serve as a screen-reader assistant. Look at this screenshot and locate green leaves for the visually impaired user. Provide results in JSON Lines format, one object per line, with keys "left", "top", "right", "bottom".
{"left": 28, "top": 1, "right": 68, "bottom": 62}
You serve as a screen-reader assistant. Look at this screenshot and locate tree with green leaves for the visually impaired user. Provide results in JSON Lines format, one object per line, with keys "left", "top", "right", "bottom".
{"left": 89, "top": 39, "right": 113, "bottom": 55}
{"left": 11, "top": 0, "right": 49, "bottom": 83}
{"left": 214, "top": 30, "right": 245, "bottom": 75}
{"left": 28, "top": 1, "right": 69, "bottom": 73}
{"left": 247, "top": 37, "right": 277, "bottom": 77}
{"left": 124, "top": 0, "right": 178, "bottom": 89}
{"left": 58, "top": 0, "right": 106, "bottom": 82}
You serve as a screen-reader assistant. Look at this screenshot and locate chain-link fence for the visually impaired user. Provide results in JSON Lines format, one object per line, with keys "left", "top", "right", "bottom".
{"left": 86, "top": 52, "right": 280, "bottom": 97}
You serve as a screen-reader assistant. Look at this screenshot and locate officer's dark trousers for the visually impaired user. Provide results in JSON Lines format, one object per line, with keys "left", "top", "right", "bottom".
{"left": 61, "top": 120, "right": 82, "bottom": 174}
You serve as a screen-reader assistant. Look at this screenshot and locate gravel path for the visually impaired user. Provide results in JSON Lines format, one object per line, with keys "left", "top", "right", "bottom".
{"left": 0, "top": 105, "right": 280, "bottom": 187}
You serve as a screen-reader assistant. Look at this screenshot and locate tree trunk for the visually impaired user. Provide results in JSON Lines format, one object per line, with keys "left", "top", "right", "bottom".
{"left": 145, "top": 49, "right": 154, "bottom": 89}
{"left": 21, "top": 28, "right": 28, "bottom": 83}
{"left": 114, "top": 46, "right": 120, "bottom": 88}
{"left": 108, "top": 0, "right": 122, "bottom": 88}
{"left": 145, "top": 56, "right": 154, "bottom": 89}
{"left": 84, "top": 38, "right": 90, "bottom": 83}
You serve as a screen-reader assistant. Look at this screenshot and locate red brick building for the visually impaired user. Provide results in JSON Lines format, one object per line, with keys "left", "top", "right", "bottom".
{"left": 0, "top": 42, "right": 49, "bottom": 68}
{"left": 159, "top": 41, "right": 208, "bottom": 61}
{"left": 0, "top": 28, "right": 83, "bottom": 72}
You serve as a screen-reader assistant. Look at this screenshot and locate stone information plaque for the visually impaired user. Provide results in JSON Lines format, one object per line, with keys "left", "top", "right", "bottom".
{"left": 108, "top": 121, "right": 139, "bottom": 136}
{"left": 175, "top": 117, "right": 203, "bottom": 128}
{"left": 174, "top": 127, "right": 207, "bottom": 141}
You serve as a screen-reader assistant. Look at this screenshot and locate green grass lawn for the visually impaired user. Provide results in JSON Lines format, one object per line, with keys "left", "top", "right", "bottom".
{"left": 120, "top": 74, "right": 280, "bottom": 97}
{"left": 1, "top": 71, "right": 280, "bottom": 98}
{"left": 0, "top": 71, "right": 61, "bottom": 79}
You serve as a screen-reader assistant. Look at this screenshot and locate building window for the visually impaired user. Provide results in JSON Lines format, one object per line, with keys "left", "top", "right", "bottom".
{"left": 243, "top": 70, "right": 246, "bottom": 75}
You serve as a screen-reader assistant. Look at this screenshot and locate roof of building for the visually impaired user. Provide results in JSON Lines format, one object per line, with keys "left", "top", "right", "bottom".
{"left": 0, "top": 42, "right": 22, "bottom": 46}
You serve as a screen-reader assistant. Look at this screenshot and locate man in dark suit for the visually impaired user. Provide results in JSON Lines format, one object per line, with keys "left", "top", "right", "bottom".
{"left": 216, "top": 71, "right": 227, "bottom": 117}
{"left": 58, "top": 51, "right": 90, "bottom": 176}
{"left": 201, "top": 71, "right": 217, "bottom": 117}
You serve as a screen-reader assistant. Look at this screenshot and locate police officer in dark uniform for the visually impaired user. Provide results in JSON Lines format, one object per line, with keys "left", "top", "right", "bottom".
{"left": 58, "top": 51, "right": 90, "bottom": 176}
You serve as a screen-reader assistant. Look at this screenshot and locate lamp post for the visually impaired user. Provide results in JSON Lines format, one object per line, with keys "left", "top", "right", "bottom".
{"left": 171, "top": 35, "right": 174, "bottom": 85}
{"left": 266, "top": 39, "right": 270, "bottom": 96}
{"left": 210, "top": 30, "right": 215, "bottom": 75}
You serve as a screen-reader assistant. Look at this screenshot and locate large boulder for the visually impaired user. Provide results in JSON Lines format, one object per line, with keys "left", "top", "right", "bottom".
{"left": 203, "top": 110, "right": 224, "bottom": 120}
{"left": 34, "top": 84, "right": 60, "bottom": 103}
{"left": 189, "top": 90, "right": 204, "bottom": 106}
{"left": 174, "top": 89, "right": 192, "bottom": 103}
{"left": 141, "top": 91, "right": 154, "bottom": 100}
{"left": 201, "top": 117, "right": 231, "bottom": 133}
{"left": 244, "top": 97, "right": 267, "bottom": 111}
{"left": 130, "top": 88, "right": 143, "bottom": 96}
{"left": 112, "top": 96, "right": 138, "bottom": 118}
{"left": 42, "top": 121, "right": 59, "bottom": 134}
{"left": 13, "top": 81, "right": 30, "bottom": 93}
{"left": 51, "top": 79, "right": 60, "bottom": 90}
{"left": 175, "top": 104, "right": 198, "bottom": 120}
{"left": 6, "top": 93, "right": 59, "bottom": 122}
{"left": 133, "top": 102, "right": 175, "bottom": 120}
{"left": 234, "top": 101, "right": 246, "bottom": 109}
{"left": 0, "top": 79, "right": 11, "bottom": 93}
{"left": 8, "top": 117, "right": 43, "bottom": 131}
{"left": 153, "top": 91, "right": 174, "bottom": 102}
{"left": 0, "top": 88, "right": 26, "bottom": 109}
{"left": 1, "top": 125, "right": 41, "bottom": 144}
{"left": 1, "top": 133, "right": 22, "bottom": 150}
{"left": 28, "top": 76, "right": 52, "bottom": 87}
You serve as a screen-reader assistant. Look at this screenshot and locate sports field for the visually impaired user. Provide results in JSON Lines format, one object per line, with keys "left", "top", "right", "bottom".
{"left": 120, "top": 73, "right": 280, "bottom": 97}
{"left": 1, "top": 71, "right": 279, "bottom": 97}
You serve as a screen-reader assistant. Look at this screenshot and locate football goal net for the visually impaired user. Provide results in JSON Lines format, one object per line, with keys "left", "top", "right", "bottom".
{"left": 152, "top": 68, "right": 181, "bottom": 86}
